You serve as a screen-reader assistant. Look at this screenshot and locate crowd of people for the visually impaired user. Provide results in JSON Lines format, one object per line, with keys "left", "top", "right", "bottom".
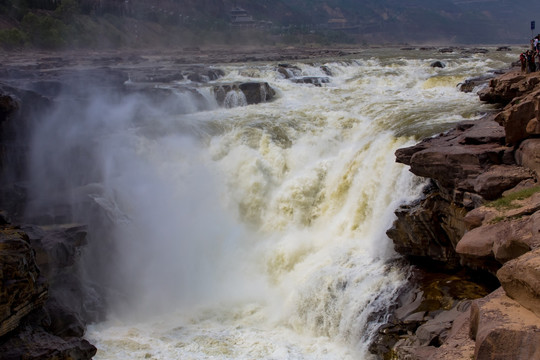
{"left": 520, "top": 34, "right": 540, "bottom": 73}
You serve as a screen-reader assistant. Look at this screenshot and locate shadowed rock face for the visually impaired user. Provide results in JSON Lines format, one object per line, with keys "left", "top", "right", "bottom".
{"left": 0, "top": 224, "right": 98, "bottom": 359}
{"left": 383, "top": 69, "right": 540, "bottom": 360}
{"left": 0, "top": 228, "right": 47, "bottom": 338}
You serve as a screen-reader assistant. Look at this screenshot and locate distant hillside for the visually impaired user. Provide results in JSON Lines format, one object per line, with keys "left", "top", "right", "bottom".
{"left": 0, "top": 0, "right": 538, "bottom": 49}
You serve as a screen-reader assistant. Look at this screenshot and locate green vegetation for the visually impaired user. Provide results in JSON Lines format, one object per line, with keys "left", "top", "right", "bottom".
{"left": 0, "top": 28, "right": 27, "bottom": 49}
{"left": 21, "top": 12, "right": 67, "bottom": 48}
{"left": 486, "top": 186, "right": 540, "bottom": 211}
{"left": 0, "top": 0, "right": 536, "bottom": 49}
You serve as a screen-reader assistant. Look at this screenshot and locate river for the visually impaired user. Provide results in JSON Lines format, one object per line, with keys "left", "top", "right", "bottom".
{"left": 26, "top": 46, "right": 519, "bottom": 359}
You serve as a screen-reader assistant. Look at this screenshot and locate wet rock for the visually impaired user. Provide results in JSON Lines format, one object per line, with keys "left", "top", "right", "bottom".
{"left": 213, "top": 82, "right": 275, "bottom": 106}
{"left": 239, "top": 82, "right": 276, "bottom": 104}
{"left": 186, "top": 68, "right": 225, "bottom": 83}
{"left": 130, "top": 69, "right": 184, "bottom": 83}
{"left": 439, "top": 47, "right": 455, "bottom": 53}
{"left": 291, "top": 76, "right": 330, "bottom": 86}
{"left": 320, "top": 65, "right": 332, "bottom": 76}
{"left": 277, "top": 64, "right": 301, "bottom": 79}
{"left": 496, "top": 46, "right": 512, "bottom": 51}
{"left": 458, "top": 74, "right": 496, "bottom": 93}
{"left": 430, "top": 61, "right": 445, "bottom": 68}
{"left": 461, "top": 48, "right": 489, "bottom": 55}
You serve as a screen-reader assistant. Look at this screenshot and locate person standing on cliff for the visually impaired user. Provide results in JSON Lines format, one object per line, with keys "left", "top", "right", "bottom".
{"left": 535, "top": 49, "right": 540, "bottom": 72}
{"left": 526, "top": 50, "right": 535, "bottom": 73}
{"left": 520, "top": 52, "right": 527, "bottom": 73}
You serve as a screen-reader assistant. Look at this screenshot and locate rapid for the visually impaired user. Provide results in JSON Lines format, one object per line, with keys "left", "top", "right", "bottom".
{"left": 27, "top": 47, "right": 519, "bottom": 359}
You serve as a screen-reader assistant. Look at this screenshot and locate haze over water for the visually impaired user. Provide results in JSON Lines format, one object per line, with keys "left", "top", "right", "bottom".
{"left": 28, "top": 47, "right": 518, "bottom": 359}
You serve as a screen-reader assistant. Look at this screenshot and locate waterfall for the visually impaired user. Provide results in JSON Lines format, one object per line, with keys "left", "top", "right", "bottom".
{"left": 224, "top": 89, "right": 248, "bottom": 108}
{"left": 20, "top": 47, "right": 513, "bottom": 359}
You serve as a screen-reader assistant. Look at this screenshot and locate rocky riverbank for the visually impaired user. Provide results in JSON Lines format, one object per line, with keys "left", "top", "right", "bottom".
{"left": 379, "top": 69, "right": 540, "bottom": 359}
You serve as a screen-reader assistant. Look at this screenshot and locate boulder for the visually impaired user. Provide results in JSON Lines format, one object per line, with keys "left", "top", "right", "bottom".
{"left": 239, "top": 82, "right": 276, "bottom": 104}
{"left": 472, "top": 165, "right": 534, "bottom": 200}
{"left": 213, "top": 82, "right": 276, "bottom": 106}
{"left": 415, "top": 302, "right": 470, "bottom": 346}
{"left": 497, "top": 248, "right": 540, "bottom": 317}
{"left": 291, "top": 76, "right": 330, "bottom": 86}
{"left": 526, "top": 118, "right": 540, "bottom": 135}
{"left": 426, "top": 311, "right": 475, "bottom": 360}
{"left": 0, "top": 323, "right": 97, "bottom": 360}
{"left": 439, "top": 47, "right": 456, "bottom": 53}
{"left": 456, "top": 217, "right": 533, "bottom": 271}
{"left": 430, "top": 61, "right": 446, "bottom": 68}
{"left": 277, "top": 64, "right": 302, "bottom": 79}
{"left": 186, "top": 68, "right": 224, "bottom": 83}
{"left": 515, "top": 139, "right": 540, "bottom": 177}
{"left": 494, "top": 91, "right": 540, "bottom": 145}
{"left": 470, "top": 288, "right": 540, "bottom": 360}
{"left": 478, "top": 71, "right": 538, "bottom": 105}
{"left": 459, "top": 74, "right": 495, "bottom": 93}
{"left": 387, "top": 189, "right": 466, "bottom": 268}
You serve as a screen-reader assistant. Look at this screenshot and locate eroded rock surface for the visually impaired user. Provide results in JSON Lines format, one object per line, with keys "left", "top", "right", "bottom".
{"left": 384, "top": 69, "right": 540, "bottom": 360}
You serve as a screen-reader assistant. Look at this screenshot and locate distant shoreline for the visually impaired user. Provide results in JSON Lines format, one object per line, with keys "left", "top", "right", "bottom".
{"left": 0, "top": 44, "right": 527, "bottom": 69}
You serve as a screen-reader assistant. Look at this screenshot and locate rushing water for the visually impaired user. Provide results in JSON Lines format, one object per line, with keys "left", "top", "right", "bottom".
{"left": 27, "top": 47, "right": 519, "bottom": 359}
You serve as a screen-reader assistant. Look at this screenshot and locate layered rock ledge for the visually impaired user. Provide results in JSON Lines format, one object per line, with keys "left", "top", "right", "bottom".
{"left": 380, "top": 69, "right": 540, "bottom": 359}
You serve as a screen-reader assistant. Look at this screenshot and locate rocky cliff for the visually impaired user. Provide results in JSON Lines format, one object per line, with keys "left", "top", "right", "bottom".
{"left": 380, "top": 69, "right": 540, "bottom": 359}
{"left": 0, "top": 82, "right": 97, "bottom": 359}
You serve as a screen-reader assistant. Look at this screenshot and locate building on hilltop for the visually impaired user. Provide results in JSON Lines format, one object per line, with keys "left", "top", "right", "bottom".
{"left": 229, "top": 6, "right": 272, "bottom": 29}
{"left": 229, "top": 7, "right": 256, "bottom": 27}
